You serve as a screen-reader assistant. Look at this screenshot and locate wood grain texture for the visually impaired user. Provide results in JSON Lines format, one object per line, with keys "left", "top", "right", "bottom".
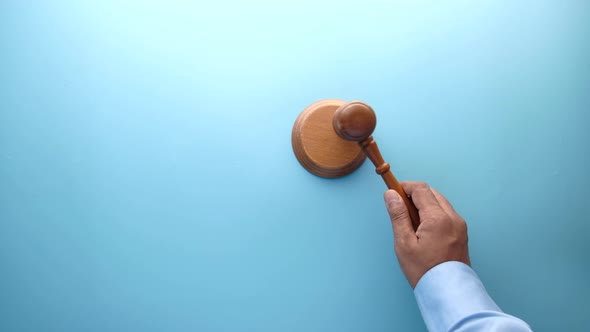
{"left": 292, "top": 100, "right": 366, "bottom": 178}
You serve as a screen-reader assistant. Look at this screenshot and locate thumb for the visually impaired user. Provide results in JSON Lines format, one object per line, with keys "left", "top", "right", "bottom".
{"left": 384, "top": 190, "right": 416, "bottom": 243}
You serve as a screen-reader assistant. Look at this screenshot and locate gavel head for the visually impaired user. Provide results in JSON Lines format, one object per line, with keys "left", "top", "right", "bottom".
{"left": 332, "top": 101, "right": 377, "bottom": 142}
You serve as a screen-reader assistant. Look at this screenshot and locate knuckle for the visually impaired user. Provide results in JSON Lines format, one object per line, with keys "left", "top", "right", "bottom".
{"left": 450, "top": 223, "right": 469, "bottom": 247}
{"left": 387, "top": 200, "right": 408, "bottom": 221}
{"left": 422, "top": 208, "right": 448, "bottom": 222}
{"left": 416, "top": 182, "right": 429, "bottom": 190}
{"left": 389, "top": 206, "right": 407, "bottom": 221}
{"left": 456, "top": 218, "right": 468, "bottom": 234}
{"left": 414, "top": 183, "right": 432, "bottom": 198}
{"left": 414, "top": 182, "right": 430, "bottom": 193}
{"left": 404, "top": 181, "right": 429, "bottom": 195}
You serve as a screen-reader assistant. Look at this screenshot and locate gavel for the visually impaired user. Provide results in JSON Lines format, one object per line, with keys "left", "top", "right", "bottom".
{"left": 292, "top": 99, "right": 420, "bottom": 230}
{"left": 332, "top": 101, "right": 421, "bottom": 230}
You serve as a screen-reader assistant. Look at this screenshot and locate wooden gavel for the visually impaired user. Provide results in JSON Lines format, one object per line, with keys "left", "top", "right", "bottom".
{"left": 332, "top": 101, "right": 421, "bottom": 230}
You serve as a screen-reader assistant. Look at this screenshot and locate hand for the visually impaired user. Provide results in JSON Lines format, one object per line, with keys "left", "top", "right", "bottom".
{"left": 384, "top": 182, "right": 470, "bottom": 288}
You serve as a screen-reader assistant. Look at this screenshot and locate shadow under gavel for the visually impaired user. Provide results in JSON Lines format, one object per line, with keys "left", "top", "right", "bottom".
{"left": 332, "top": 101, "right": 421, "bottom": 231}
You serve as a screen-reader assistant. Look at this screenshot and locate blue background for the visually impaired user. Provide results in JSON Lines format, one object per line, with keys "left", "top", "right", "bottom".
{"left": 1, "top": 1, "right": 589, "bottom": 331}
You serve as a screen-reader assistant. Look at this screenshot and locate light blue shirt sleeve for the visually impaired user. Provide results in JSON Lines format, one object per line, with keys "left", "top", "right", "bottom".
{"left": 413, "top": 261, "right": 532, "bottom": 332}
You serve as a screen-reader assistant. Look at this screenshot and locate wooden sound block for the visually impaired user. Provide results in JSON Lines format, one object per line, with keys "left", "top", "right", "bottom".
{"left": 292, "top": 99, "right": 366, "bottom": 178}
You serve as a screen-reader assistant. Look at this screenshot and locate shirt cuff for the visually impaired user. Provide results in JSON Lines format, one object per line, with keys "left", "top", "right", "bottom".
{"left": 413, "top": 261, "right": 501, "bottom": 332}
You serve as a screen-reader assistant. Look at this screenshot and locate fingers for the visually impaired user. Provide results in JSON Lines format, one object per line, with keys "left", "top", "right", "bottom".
{"left": 430, "top": 188, "right": 463, "bottom": 222}
{"left": 384, "top": 190, "right": 417, "bottom": 245}
{"left": 400, "top": 181, "right": 444, "bottom": 214}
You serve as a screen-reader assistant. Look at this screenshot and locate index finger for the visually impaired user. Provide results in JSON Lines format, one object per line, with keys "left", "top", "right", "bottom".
{"left": 400, "top": 181, "right": 444, "bottom": 214}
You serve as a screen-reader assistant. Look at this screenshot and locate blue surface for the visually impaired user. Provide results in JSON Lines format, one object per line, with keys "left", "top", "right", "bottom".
{"left": 1, "top": 1, "right": 589, "bottom": 331}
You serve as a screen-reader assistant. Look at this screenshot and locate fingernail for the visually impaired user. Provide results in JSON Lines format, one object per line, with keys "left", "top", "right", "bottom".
{"left": 384, "top": 190, "right": 401, "bottom": 203}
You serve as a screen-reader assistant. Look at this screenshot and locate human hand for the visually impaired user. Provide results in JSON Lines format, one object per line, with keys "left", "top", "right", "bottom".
{"left": 384, "top": 182, "right": 470, "bottom": 288}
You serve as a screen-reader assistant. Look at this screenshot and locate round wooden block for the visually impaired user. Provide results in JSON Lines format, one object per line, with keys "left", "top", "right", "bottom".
{"left": 292, "top": 99, "right": 366, "bottom": 178}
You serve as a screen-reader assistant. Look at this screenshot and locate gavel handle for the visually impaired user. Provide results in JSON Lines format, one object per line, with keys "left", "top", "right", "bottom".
{"left": 359, "top": 136, "right": 421, "bottom": 231}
